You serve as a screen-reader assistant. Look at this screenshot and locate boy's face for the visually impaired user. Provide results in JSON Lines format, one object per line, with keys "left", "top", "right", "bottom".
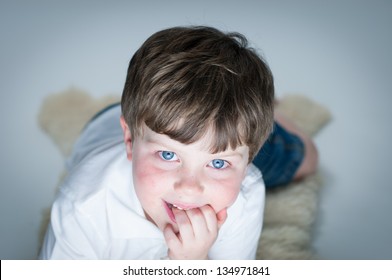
{"left": 120, "top": 117, "right": 249, "bottom": 233}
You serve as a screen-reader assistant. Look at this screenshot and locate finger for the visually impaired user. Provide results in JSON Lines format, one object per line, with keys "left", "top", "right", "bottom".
{"left": 198, "top": 205, "right": 219, "bottom": 233}
{"left": 163, "top": 224, "right": 183, "bottom": 260}
{"left": 185, "top": 207, "right": 209, "bottom": 237}
{"left": 163, "top": 224, "right": 181, "bottom": 244}
{"left": 163, "top": 224, "right": 181, "bottom": 249}
{"left": 173, "top": 208, "right": 194, "bottom": 240}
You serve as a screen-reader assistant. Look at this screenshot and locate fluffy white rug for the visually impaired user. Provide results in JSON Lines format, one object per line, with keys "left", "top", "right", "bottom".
{"left": 38, "top": 88, "right": 331, "bottom": 259}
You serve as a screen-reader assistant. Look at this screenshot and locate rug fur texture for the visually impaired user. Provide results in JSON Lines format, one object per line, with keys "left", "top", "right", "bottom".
{"left": 38, "top": 88, "right": 331, "bottom": 259}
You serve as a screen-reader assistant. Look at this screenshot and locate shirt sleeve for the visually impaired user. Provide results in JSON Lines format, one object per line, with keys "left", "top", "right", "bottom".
{"left": 39, "top": 193, "right": 107, "bottom": 259}
{"left": 65, "top": 105, "right": 122, "bottom": 172}
{"left": 208, "top": 164, "right": 265, "bottom": 259}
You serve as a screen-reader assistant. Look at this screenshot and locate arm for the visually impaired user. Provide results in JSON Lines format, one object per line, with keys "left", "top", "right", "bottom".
{"left": 39, "top": 194, "right": 104, "bottom": 259}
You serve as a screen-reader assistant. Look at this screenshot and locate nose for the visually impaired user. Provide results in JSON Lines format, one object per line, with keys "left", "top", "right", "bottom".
{"left": 174, "top": 171, "right": 204, "bottom": 195}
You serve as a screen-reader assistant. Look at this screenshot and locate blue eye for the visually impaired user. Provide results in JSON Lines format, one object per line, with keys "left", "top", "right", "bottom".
{"left": 210, "top": 159, "right": 227, "bottom": 169}
{"left": 159, "top": 151, "right": 177, "bottom": 161}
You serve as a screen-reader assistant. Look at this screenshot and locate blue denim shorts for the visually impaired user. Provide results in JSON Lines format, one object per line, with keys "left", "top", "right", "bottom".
{"left": 252, "top": 123, "right": 305, "bottom": 189}
{"left": 89, "top": 103, "right": 304, "bottom": 189}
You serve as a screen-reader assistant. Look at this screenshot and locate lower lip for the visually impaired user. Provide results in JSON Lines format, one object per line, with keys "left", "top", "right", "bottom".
{"left": 163, "top": 201, "right": 176, "bottom": 224}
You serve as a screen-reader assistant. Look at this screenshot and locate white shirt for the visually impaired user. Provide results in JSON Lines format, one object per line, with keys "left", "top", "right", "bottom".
{"left": 39, "top": 105, "right": 265, "bottom": 259}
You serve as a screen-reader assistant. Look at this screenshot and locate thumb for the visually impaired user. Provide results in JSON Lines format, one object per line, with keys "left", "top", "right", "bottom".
{"left": 216, "top": 208, "right": 227, "bottom": 229}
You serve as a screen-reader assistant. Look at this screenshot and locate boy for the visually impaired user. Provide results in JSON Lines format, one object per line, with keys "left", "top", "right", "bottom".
{"left": 39, "top": 26, "right": 315, "bottom": 259}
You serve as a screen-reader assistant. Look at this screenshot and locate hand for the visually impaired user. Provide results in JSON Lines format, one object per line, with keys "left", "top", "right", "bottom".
{"left": 163, "top": 205, "right": 227, "bottom": 259}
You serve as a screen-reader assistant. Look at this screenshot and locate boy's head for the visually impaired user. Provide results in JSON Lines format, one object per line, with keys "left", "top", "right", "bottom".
{"left": 120, "top": 26, "right": 274, "bottom": 238}
{"left": 121, "top": 26, "right": 274, "bottom": 161}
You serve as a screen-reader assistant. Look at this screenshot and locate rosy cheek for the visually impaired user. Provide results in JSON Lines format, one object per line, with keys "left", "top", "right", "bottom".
{"left": 225, "top": 186, "right": 241, "bottom": 206}
{"left": 134, "top": 163, "right": 159, "bottom": 190}
{"left": 133, "top": 158, "right": 175, "bottom": 196}
{"left": 211, "top": 178, "right": 242, "bottom": 211}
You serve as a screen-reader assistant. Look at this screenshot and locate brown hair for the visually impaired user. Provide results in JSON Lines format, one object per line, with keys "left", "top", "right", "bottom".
{"left": 121, "top": 26, "right": 274, "bottom": 161}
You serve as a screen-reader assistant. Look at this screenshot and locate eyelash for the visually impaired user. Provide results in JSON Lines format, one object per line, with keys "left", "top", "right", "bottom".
{"left": 157, "top": 150, "right": 230, "bottom": 170}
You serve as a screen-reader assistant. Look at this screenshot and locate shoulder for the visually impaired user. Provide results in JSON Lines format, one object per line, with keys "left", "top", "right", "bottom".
{"left": 53, "top": 142, "right": 136, "bottom": 236}
{"left": 66, "top": 104, "right": 123, "bottom": 170}
{"left": 47, "top": 143, "right": 140, "bottom": 257}
{"left": 61, "top": 143, "right": 127, "bottom": 201}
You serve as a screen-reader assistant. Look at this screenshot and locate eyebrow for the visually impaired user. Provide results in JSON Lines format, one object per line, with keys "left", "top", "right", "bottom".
{"left": 144, "top": 135, "right": 177, "bottom": 150}
{"left": 214, "top": 150, "right": 244, "bottom": 160}
{"left": 144, "top": 129, "right": 247, "bottom": 159}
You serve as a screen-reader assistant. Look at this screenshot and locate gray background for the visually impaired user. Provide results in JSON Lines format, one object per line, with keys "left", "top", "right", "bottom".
{"left": 1, "top": 0, "right": 391, "bottom": 259}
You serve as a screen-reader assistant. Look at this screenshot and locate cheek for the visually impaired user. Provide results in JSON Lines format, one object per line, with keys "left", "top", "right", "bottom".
{"left": 210, "top": 177, "right": 242, "bottom": 211}
{"left": 132, "top": 157, "right": 175, "bottom": 200}
{"left": 133, "top": 161, "right": 160, "bottom": 193}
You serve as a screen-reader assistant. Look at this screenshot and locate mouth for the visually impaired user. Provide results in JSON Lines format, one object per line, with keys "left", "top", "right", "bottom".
{"left": 163, "top": 200, "right": 200, "bottom": 223}
{"left": 163, "top": 201, "right": 176, "bottom": 224}
{"left": 168, "top": 203, "right": 190, "bottom": 211}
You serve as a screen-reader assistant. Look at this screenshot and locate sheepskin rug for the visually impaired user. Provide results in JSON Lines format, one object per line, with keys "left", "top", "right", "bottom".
{"left": 38, "top": 88, "right": 331, "bottom": 259}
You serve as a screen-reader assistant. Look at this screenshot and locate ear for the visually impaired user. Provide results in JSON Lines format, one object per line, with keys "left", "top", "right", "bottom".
{"left": 120, "top": 116, "right": 133, "bottom": 161}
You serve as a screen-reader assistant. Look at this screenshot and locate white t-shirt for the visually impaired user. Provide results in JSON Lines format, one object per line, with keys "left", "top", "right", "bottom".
{"left": 39, "top": 105, "right": 265, "bottom": 259}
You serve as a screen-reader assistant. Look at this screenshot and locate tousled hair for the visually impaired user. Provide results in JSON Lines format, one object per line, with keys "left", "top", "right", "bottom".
{"left": 121, "top": 26, "right": 274, "bottom": 161}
